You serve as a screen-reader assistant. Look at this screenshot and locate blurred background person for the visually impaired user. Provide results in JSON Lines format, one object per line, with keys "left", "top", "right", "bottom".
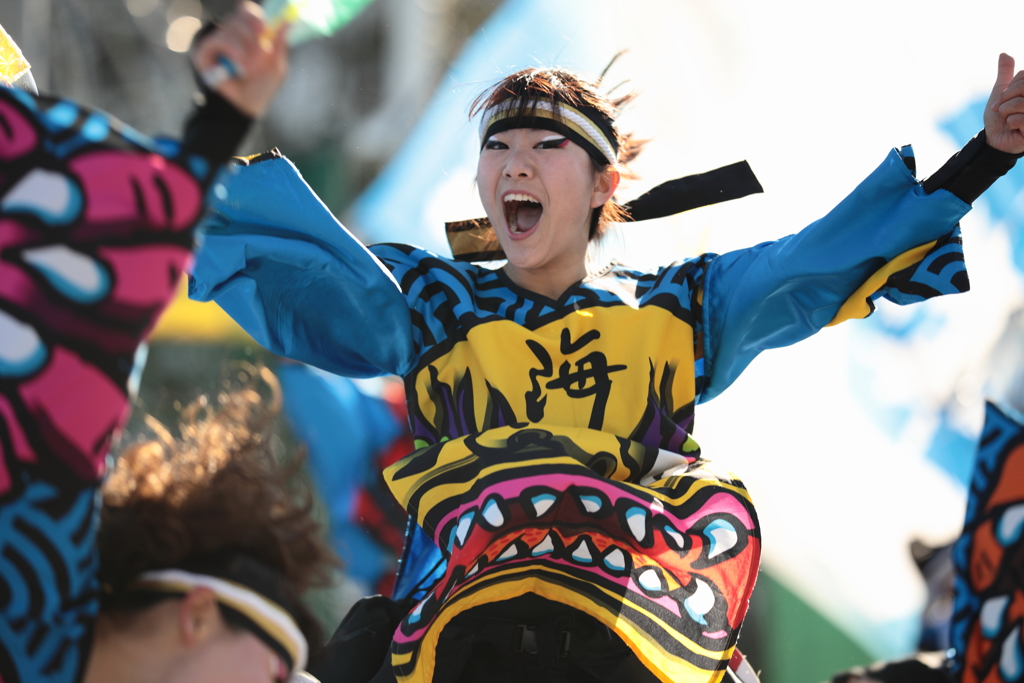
{"left": 0, "top": 4, "right": 341, "bottom": 682}
{"left": 279, "top": 364, "right": 411, "bottom": 600}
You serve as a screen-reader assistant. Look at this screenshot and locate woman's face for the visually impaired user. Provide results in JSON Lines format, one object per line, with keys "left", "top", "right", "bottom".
{"left": 163, "top": 608, "right": 292, "bottom": 683}
{"left": 169, "top": 626, "right": 291, "bottom": 683}
{"left": 477, "top": 127, "right": 615, "bottom": 280}
{"left": 92, "top": 591, "right": 295, "bottom": 683}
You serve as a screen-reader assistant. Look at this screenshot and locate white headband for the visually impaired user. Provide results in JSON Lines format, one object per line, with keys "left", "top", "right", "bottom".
{"left": 479, "top": 99, "right": 618, "bottom": 165}
{"left": 133, "top": 568, "right": 309, "bottom": 676}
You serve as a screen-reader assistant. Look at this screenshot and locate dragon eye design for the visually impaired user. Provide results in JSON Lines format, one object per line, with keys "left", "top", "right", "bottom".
{"left": 0, "top": 310, "right": 47, "bottom": 378}
{"left": 625, "top": 506, "right": 649, "bottom": 543}
{"left": 703, "top": 519, "right": 738, "bottom": 560}
{"left": 999, "top": 625, "right": 1023, "bottom": 681}
{"left": 2, "top": 168, "right": 82, "bottom": 225}
{"left": 571, "top": 539, "right": 593, "bottom": 563}
{"left": 481, "top": 497, "right": 505, "bottom": 527}
{"left": 996, "top": 504, "right": 1024, "bottom": 546}
{"left": 452, "top": 510, "right": 475, "bottom": 549}
{"left": 531, "top": 492, "right": 557, "bottom": 517}
{"left": 683, "top": 578, "right": 716, "bottom": 626}
{"left": 43, "top": 101, "right": 80, "bottom": 129}
{"left": 637, "top": 568, "right": 664, "bottom": 593}
{"left": 981, "top": 595, "right": 1010, "bottom": 639}
{"left": 603, "top": 548, "right": 627, "bottom": 572}
{"left": 531, "top": 534, "right": 555, "bottom": 556}
{"left": 23, "top": 245, "right": 110, "bottom": 304}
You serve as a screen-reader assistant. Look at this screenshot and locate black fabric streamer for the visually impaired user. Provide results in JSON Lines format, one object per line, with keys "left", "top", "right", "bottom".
{"left": 445, "top": 160, "right": 764, "bottom": 262}
{"left": 620, "top": 160, "right": 763, "bottom": 222}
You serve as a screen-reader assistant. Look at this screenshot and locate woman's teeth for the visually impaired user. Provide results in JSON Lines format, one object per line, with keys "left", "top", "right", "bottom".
{"left": 504, "top": 194, "right": 542, "bottom": 233}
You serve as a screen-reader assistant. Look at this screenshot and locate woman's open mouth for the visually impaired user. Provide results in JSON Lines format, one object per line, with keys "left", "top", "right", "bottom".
{"left": 503, "top": 192, "right": 543, "bottom": 236}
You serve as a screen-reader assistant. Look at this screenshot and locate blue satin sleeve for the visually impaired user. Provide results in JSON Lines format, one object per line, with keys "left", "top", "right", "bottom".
{"left": 188, "top": 156, "right": 418, "bottom": 378}
{"left": 700, "top": 146, "right": 972, "bottom": 403}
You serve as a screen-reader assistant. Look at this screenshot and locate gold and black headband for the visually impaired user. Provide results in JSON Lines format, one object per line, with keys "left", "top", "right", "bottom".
{"left": 452, "top": 98, "right": 763, "bottom": 262}
{"left": 479, "top": 99, "right": 619, "bottom": 166}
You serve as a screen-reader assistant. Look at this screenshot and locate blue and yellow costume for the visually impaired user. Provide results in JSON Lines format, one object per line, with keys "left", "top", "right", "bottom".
{"left": 187, "top": 132, "right": 1002, "bottom": 682}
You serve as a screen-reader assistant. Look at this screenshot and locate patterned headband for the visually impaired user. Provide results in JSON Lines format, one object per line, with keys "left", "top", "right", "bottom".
{"left": 479, "top": 99, "right": 619, "bottom": 165}
{"left": 131, "top": 569, "right": 308, "bottom": 679}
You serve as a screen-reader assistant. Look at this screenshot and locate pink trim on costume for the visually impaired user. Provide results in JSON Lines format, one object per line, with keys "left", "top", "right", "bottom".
{"left": 0, "top": 261, "right": 142, "bottom": 357}
{"left": 0, "top": 218, "right": 37, "bottom": 250}
{"left": 18, "top": 346, "right": 125, "bottom": 481}
{"left": 0, "top": 452, "right": 8, "bottom": 495}
{"left": 70, "top": 151, "right": 202, "bottom": 231}
{"left": 390, "top": 610, "right": 429, "bottom": 643}
{"left": 627, "top": 576, "right": 681, "bottom": 617}
{"left": 0, "top": 393, "right": 37, "bottom": 465}
{"left": 431, "top": 472, "right": 753, "bottom": 548}
{"left": 96, "top": 245, "right": 188, "bottom": 308}
{"left": 0, "top": 99, "right": 38, "bottom": 161}
{"left": 676, "top": 492, "right": 754, "bottom": 531}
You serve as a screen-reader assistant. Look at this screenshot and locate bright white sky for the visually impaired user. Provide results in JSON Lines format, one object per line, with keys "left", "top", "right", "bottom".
{"left": 611, "top": 0, "right": 1024, "bottom": 656}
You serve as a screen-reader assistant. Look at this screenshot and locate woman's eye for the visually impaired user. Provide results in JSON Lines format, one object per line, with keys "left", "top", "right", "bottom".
{"left": 537, "top": 137, "right": 569, "bottom": 149}
{"left": 483, "top": 139, "right": 508, "bottom": 150}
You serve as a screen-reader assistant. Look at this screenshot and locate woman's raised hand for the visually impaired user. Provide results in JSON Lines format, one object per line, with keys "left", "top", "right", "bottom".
{"left": 985, "top": 53, "right": 1024, "bottom": 155}
{"left": 190, "top": 1, "right": 289, "bottom": 119}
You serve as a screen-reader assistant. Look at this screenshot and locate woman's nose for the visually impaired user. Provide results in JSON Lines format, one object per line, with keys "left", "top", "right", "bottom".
{"left": 503, "top": 149, "right": 533, "bottom": 178}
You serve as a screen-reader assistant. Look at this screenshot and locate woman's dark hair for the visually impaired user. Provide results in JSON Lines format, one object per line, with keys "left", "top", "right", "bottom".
{"left": 97, "top": 367, "right": 336, "bottom": 648}
{"left": 470, "top": 62, "right": 646, "bottom": 240}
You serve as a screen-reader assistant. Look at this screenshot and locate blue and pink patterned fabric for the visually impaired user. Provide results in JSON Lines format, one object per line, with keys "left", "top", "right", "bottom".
{"left": 0, "top": 85, "right": 215, "bottom": 683}
{"left": 952, "top": 402, "right": 1024, "bottom": 683}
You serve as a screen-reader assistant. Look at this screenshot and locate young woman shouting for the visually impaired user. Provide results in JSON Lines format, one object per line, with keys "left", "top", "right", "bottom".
{"left": 189, "top": 55, "right": 1024, "bottom": 683}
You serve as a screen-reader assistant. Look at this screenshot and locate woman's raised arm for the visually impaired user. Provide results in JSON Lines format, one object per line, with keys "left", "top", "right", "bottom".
{"left": 699, "top": 55, "right": 1022, "bottom": 402}
{"left": 0, "top": 6, "right": 291, "bottom": 679}
{"left": 189, "top": 153, "right": 418, "bottom": 378}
